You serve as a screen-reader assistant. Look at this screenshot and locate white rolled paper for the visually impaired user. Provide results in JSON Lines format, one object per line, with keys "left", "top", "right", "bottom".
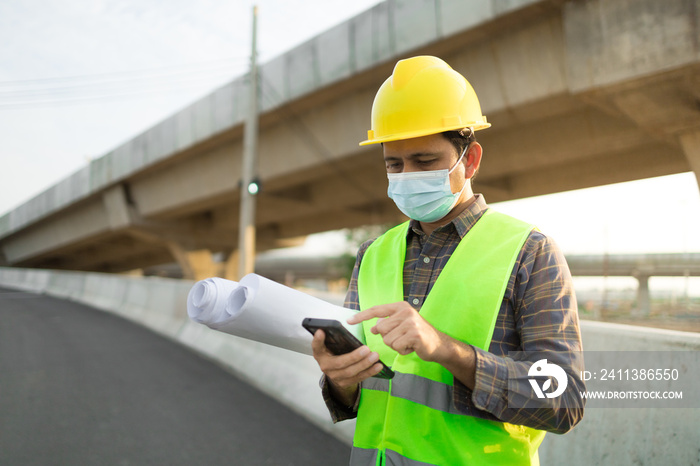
{"left": 187, "top": 273, "right": 363, "bottom": 355}
{"left": 187, "top": 277, "right": 239, "bottom": 324}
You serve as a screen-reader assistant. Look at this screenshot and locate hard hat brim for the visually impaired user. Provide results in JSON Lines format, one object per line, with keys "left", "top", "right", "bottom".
{"left": 359, "top": 122, "right": 491, "bottom": 146}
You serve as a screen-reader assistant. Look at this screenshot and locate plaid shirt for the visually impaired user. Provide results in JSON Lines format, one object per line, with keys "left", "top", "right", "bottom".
{"left": 321, "top": 195, "right": 585, "bottom": 433}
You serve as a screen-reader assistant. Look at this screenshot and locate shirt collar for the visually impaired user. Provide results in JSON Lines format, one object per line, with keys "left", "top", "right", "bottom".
{"left": 408, "top": 194, "right": 489, "bottom": 239}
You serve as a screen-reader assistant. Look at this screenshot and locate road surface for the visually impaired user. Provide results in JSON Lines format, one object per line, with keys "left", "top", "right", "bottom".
{"left": 0, "top": 287, "right": 351, "bottom": 465}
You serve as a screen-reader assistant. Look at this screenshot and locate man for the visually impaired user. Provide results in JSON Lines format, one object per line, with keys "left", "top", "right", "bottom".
{"left": 311, "top": 56, "right": 585, "bottom": 465}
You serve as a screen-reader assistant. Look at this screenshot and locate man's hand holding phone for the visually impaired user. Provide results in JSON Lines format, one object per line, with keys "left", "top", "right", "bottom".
{"left": 306, "top": 318, "right": 393, "bottom": 407}
{"left": 311, "top": 329, "right": 383, "bottom": 379}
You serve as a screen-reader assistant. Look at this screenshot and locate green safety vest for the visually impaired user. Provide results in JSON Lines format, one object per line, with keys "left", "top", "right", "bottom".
{"left": 354, "top": 209, "right": 545, "bottom": 466}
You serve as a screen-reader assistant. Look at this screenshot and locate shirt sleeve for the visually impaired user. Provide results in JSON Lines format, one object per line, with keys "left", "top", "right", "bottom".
{"left": 467, "top": 232, "right": 586, "bottom": 434}
{"left": 318, "top": 239, "right": 373, "bottom": 423}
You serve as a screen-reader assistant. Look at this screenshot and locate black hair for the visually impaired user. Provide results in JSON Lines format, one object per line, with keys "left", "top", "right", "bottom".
{"left": 441, "top": 128, "right": 476, "bottom": 156}
{"left": 442, "top": 128, "right": 479, "bottom": 180}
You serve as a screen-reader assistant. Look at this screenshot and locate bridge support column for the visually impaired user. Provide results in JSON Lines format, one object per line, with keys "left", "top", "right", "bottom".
{"left": 167, "top": 243, "right": 219, "bottom": 282}
{"left": 634, "top": 274, "right": 651, "bottom": 316}
{"left": 679, "top": 129, "right": 700, "bottom": 191}
{"left": 221, "top": 250, "right": 241, "bottom": 282}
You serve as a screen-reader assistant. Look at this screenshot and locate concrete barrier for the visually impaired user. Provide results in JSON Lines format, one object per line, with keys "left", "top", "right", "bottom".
{"left": 1, "top": 267, "right": 697, "bottom": 463}
{"left": 0, "top": 267, "right": 356, "bottom": 443}
{"left": 537, "top": 320, "right": 700, "bottom": 465}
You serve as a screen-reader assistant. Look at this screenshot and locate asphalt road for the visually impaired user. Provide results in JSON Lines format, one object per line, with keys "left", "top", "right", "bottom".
{"left": 0, "top": 287, "right": 351, "bottom": 465}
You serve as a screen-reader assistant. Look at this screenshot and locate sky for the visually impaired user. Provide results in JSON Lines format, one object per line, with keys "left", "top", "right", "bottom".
{"left": 0, "top": 0, "right": 383, "bottom": 213}
{"left": 1, "top": 0, "right": 699, "bottom": 267}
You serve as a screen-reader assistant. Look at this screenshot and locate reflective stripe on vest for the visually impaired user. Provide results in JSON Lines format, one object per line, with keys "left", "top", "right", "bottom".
{"left": 353, "top": 209, "right": 545, "bottom": 465}
{"left": 351, "top": 447, "right": 437, "bottom": 466}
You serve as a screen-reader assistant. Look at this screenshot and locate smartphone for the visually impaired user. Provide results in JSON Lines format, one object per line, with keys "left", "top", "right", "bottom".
{"left": 302, "top": 318, "right": 394, "bottom": 379}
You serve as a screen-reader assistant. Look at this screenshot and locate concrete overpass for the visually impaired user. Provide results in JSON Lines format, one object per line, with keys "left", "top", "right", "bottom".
{"left": 567, "top": 253, "right": 700, "bottom": 278}
{"left": 567, "top": 252, "right": 700, "bottom": 314}
{"left": 1, "top": 0, "right": 699, "bottom": 280}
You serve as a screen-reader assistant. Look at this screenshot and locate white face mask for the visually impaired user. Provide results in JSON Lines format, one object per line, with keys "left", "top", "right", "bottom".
{"left": 386, "top": 146, "right": 468, "bottom": 223}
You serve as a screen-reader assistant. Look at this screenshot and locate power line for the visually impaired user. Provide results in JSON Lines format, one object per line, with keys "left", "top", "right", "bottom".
{"left": 0, "top": 56, "right": 249, "bottom": 88}
{"left": 0, "top": 77, "right": 235, "bottom": 110}
{"left": 0, "top": 58, "right": 251, "bottom": 109}
{"left": 0, "top": 65, "right": 243, "bottom": 97}
{"left": 0, "top": 69, "right": 239, "bottom": 101}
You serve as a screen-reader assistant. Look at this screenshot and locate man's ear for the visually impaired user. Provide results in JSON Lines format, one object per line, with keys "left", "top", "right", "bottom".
{"left": 464, "top": 142, "right": 482, "bottom": 179}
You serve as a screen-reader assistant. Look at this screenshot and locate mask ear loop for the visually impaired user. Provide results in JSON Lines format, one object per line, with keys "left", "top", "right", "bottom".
{"left": 445, "top": 168, "right": 471, "bottom": 213}
{"left": 448, "top": 134, "right": 472, "bottom": 200}
{"left": 448, "top": 141, "right": 469, "bottom": 174}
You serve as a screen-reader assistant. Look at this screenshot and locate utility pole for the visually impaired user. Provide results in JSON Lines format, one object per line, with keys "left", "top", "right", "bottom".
{"left": 238, "top": 5, "right": 259, "bottom": 278}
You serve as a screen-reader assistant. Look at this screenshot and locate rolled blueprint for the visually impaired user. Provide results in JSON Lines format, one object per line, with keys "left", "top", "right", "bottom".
{"left": 187, "top": 273, "right": 362, "bottom": 355}
{"left": 187, "top": 277, "right": 239, "bottom": 324}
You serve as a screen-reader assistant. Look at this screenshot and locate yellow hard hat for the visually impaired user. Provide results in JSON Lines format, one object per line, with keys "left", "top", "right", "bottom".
{"left": 359, "top": 56, "right": 490, "bottom": 146}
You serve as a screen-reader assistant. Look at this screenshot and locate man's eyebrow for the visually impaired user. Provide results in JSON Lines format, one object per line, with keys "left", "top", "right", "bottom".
{"left": 383, "top": 152, "right": 440, "bottom": 161}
